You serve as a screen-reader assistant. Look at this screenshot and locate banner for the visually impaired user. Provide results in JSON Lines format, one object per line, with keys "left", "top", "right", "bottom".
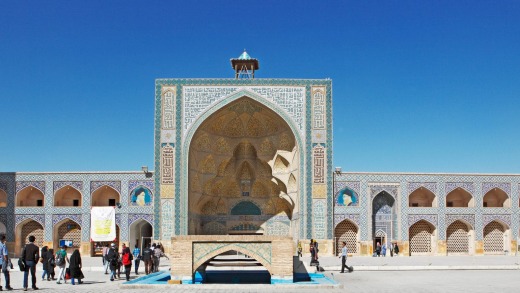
{"left": 90, "top": 207, "right": 116, "bottom": 241}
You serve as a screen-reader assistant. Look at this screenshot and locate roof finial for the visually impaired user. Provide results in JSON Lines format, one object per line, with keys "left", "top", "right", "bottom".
{"left": 230, "top": 50, "right": 259, "bottom": 79}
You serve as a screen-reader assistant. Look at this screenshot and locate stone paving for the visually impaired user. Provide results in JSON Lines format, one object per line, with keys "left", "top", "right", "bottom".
{"left": 3, "top": 255, "right": 519, "bottom": 292}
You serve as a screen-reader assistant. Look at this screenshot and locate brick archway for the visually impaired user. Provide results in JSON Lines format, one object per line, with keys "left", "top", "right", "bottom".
{"left": 171, "top": 235, "right": 293, "bottom": 284}
{"left": 193, "top": 244, "right": 273, "bottom": 274}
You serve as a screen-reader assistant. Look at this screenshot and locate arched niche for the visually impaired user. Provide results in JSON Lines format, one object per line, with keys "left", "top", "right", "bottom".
{"left": 53, "top": 219, "right": 81, "bottom": 252}
{"left": 446, "top": 188, "right": 474, "bottom": 207}
{"left": 483, "top": 188, "right": 509, "bottom": 208}
{"left": 187, "top": 97, "right": 299, "bottom": 235}
{"left": 334, "top": 219, "right": 359, "bottom": 255}
{"left": 409, "top": 187, "right": 437, "bottom": 207}
{"left": 483, "top": 220, "right": 509, "bottom": 255}
{"left": 129, "top": 219, "right": 153, "bottom": 251}
{"left": 409, "top": 220, "right": 437, "bottom": 256}
{"left": 54, "top": 185, "right": 82, "bottom": 207}
{"left": 15, "top": 219, "right": 44, "bottom": 255}
{"left": 16, "top": 186, "right": 44, "bottom": 207}
{"left": 0, "top": 189, "right": 7, "bottom": 207}
{"left": 91, "top": 185, "right": 120, "bottom": 207}
{"left": 446, "top": 220, "right": 474, "bottom": 255}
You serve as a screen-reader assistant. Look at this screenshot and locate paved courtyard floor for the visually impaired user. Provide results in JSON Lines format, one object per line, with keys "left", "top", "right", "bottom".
{"left": 3, "top": 256, "right": 519, "bottom": 292}
{"left": 3, "top": 268, "right": 518, "bottom": 292}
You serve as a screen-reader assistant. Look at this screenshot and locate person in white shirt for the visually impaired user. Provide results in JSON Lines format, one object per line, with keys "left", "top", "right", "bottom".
{"left": 339, "top": 241, "right": 348, "bottom": 273}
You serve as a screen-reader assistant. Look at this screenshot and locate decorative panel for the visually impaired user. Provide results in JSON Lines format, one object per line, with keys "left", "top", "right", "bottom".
{"left": 311, "top": 86, "right": 326, "bottom": 130}
{"left": 162, "top": 86, "right": 176, "bottom": 130}
{"left": 312, "top": 199, "right": 326, "bottom": 239}
{"left": 161, "top": 144, "right": 175, "bottom": 185}
{"left": 313, "top": 145, "right": 325, "bottom": 184}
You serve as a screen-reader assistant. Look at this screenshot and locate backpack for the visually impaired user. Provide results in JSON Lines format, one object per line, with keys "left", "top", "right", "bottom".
{"left": 142, "top": 248, "right": 152, "bottom": 261}
{"left": 56, "top": 252, "right": 65, "bottom": 266}
{"left": 122, "top": 252, "right": 133, "bottom": 265}
{"left": 48, "top": 257, "right": 56, "bottom": 267}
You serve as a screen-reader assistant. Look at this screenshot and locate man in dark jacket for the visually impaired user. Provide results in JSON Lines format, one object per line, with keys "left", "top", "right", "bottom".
{"left": 21, "top": 235, "right": 39, "bottom": 291}
{"left": 141, "top": 244, "right": 153, "bottom": 275}
{"left": 106, "top": 243, "right": 118, "bottom": 281}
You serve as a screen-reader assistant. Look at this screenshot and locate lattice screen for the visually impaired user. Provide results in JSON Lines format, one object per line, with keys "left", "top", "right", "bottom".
{"left": 21, "top": 221, "right": 44, "bottom": 247}
{"left": 335, "top": 221, "right": 358, "bottom": 254}
{"left": 409, "top": 221, "right": 432, "bottom": 255}
{"left": 483, "top": 221, "right": 505, "bottom": 254}
{"left": 57, "top": 220, "right": 81, "bottom": 248}
{"left": 447, "top": 221, "right": 469, "bottom": 254}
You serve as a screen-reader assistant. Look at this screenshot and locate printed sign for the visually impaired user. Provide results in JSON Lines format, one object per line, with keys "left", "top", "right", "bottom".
{"left": 90, "top": 207, "right": 116, "bottom": 241}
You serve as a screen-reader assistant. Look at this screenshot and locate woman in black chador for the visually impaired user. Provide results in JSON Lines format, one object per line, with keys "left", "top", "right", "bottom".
{"left": 69, "top": 249, "right": 84, "bottom": 285}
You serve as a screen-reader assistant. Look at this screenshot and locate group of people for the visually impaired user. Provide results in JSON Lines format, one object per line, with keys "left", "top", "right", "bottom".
{"left": 103, "top": 242, "right": 168, "bottom": 282}
{"left": 15, "top": 235, "right": 85, "bottom": 291}
{"left": 375, "top": 242, "right": 399, "bottom": 257}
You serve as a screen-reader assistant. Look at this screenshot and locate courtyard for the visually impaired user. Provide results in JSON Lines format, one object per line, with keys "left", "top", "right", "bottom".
{"left": 3, "top": 268, "right": 517, "bottom": 292}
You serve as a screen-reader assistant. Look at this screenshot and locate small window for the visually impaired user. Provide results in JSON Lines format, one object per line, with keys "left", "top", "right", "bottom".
{"left": 36, "top": 200, "right": 43, "bottom": 207}
{"left": 411, "top": 203, "right": 419, "bottom": 207}
{"left": 73, "top": 199, "right": 79, "bottom": 207}
{"left": 108, "top": 199, "right": 116, "bottom": 206}
{"left": 483, "top": 202, "right": 487, "bottom": 207}
{"left": 242, "top": 192, "right": 250, "bottom": 197}
{"left": 447, "top": 201, "right": 453, "bottom": 207}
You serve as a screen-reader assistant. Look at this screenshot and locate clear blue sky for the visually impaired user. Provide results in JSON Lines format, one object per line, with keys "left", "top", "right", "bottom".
{"left": 1, "top": 1, "right": 519, "bottom": 173}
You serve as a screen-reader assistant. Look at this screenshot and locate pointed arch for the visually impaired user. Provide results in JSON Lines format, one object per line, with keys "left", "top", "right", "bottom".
{"left": 53, "top": 218, "right": 81, "bottom": 252}
{"left": 483, "top": 188, "right": 509, "bottom": 207}
{"left": 15, "top": 219, "right": 44, "bottom": 255}
{"left": 334, "top": 219, "right": 359, "bottom": 254}
{"left": 446, "top": 188, "right": 474, "bottom": 207}
{"left": 0, "top": 189, "right": 7, "bottom": 207}
{"left": 129, "top": 218, "right": 153, "bottom": 252}
{"left": 409, "top": 186, "right": 437, "bottom": 207}
{"left": 446, "top": 220, "right": 474, "bottom": 255}
{"left": 483, "top": 220, "right": 509, "bottom": 255}
{"left": 54, "top": 185, "right": 82, "bottom": 207}
{"left": 16, "top": 186, "right": 44, "bottom": 207}
{"left": 91, "top": 185, "right": 120, "bottom": 207}
{"left": 409, "top": 220, "right": 436, "bottom": 256}
{"left": 185, "top": 94, "right": 303, "bottom": 236}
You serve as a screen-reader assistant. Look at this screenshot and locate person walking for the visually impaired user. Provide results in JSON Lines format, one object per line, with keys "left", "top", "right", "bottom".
{"left": 132, "top": 244, "right": 141, "bottom": 275}
{"left": 297, "top": 241, "right": 302, "bottom": 258}
{"left": 0, "top": 235, "right": 13, "bottom": 290}
{"left": 68, "top": 249, "right": 84, "bottom": 285}
{"left": 394, "top": 243, "right": 400, "bottom": 256}
{"left": 21, "top": 235, "right": 40, "bottom": 291}
{"left": 46, "top": 249, "right": 56, "bottom": 280}
{"left": 102, "top": 244, "right": 110, "bottom": 274}
{"left": 389, "top": 243, "right": 394, "bottom": 257}
{"left": 339, "top": 241, "right": 349, "bottom": 273}
{"left": 106, "top": 243, "right": 118, "bottom": 281}
{"left": 141, "top": 244, "right": 153, "bottom": 275}
{"left": 40, "top": 246, "right": 49, "bottom": 282}
{"left": 313, "top": 240, "right": 319, "bottom": 260}
{"left": 375, "top": 242, "right": 381, "bottom": 257}
{"left": 153, "top": 244, "right": 168, "bottom": 272}
{"left": 55, "top": 245, "right": 69, "bottom": 284}
{"left": 381, "top": 243, "right": 387, "bottom": 257}
{"left": 121, "top": 247, "right": 132, "bottom": 281}
{"left": 309, "top": 239, "right": 316, "bottom": 264}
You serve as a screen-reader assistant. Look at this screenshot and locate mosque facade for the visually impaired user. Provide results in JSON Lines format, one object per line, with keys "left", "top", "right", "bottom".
{"left": 0, "top": 53, "right": 519, "bottom": 257}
